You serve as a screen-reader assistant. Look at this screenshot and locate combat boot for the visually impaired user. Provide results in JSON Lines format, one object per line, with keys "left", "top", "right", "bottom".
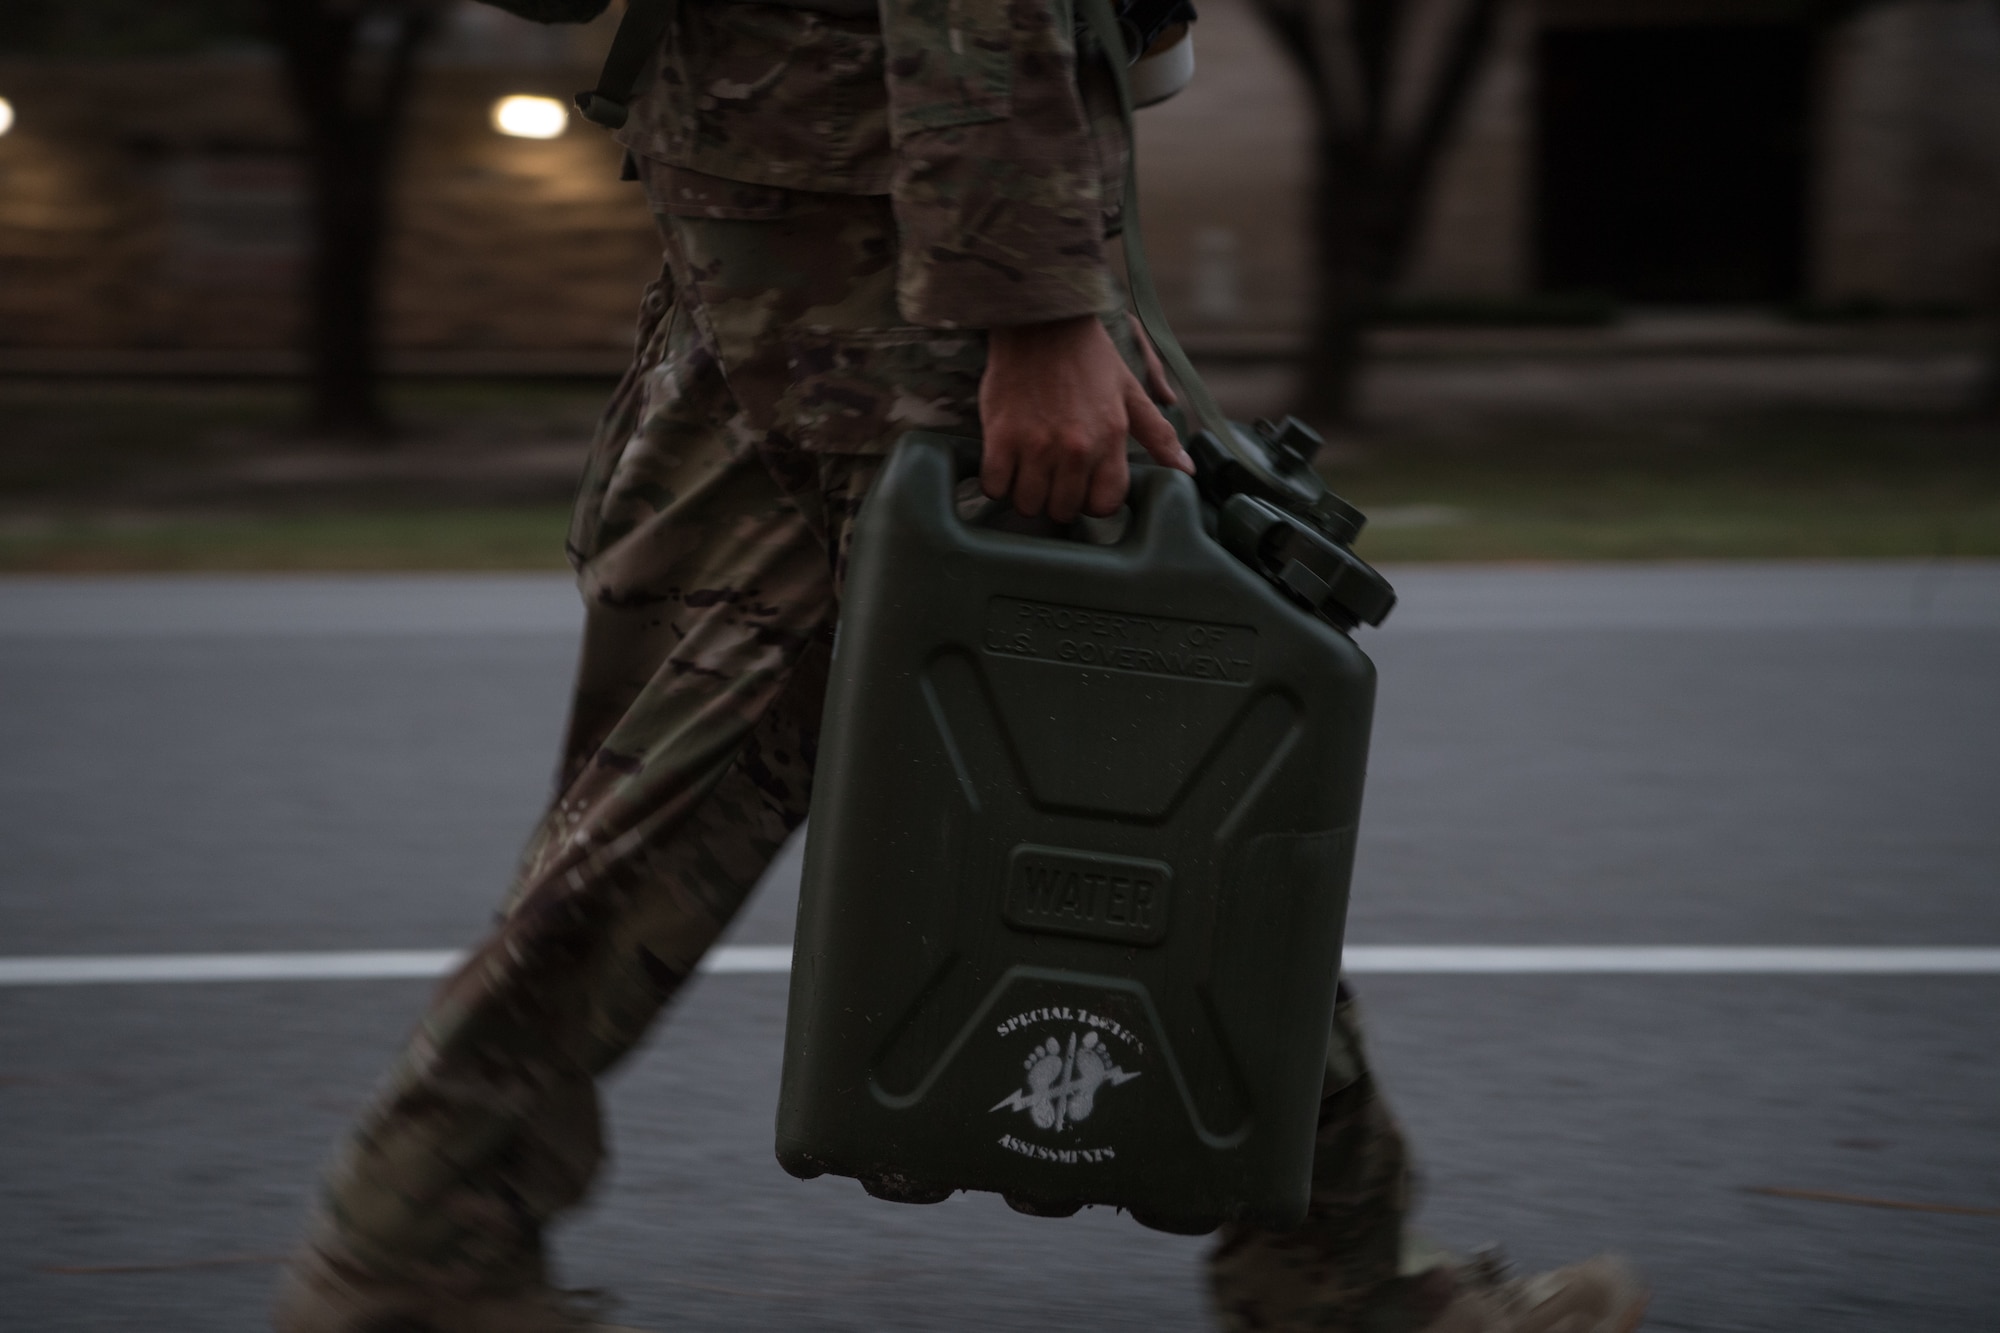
{"left": 273, "top": 1248, "right": 651, "bottom": 1333}
{"left": 1410, "top": 1252, "right": 1648, "bottom": 1333}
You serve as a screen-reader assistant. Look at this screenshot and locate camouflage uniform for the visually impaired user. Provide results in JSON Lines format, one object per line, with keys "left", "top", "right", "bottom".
{"left": 615, "top": 0, "right": 1131, "bottom": 326}
{"left": 286, "top": 1, "right": 1417, "bottom": 1328}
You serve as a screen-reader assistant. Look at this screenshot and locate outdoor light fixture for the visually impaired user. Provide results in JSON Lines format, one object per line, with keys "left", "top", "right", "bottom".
{"left": 0, "top": 98, "right": 14, "bottom": 137}
{"left": 491, "top": 95, "right": 567, "bottom": 140}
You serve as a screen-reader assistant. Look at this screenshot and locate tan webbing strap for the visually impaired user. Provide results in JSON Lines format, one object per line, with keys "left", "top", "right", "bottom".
{"left": 1078, "top": 0, "right": 1237, "bottom": 449}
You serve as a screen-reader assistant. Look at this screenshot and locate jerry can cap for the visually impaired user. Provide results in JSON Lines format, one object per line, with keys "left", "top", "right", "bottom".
{"left": 1217, "top": 494, "right": 1396, "bottom": 629}
{"left": 1188, "top": 416, "right": 1395, "bottom": 630}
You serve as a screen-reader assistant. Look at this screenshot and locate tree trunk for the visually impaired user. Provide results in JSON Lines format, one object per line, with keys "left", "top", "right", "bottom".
{"left": 264, "top": 1, "right": 439, "bottom": 438}
{"left": 1297, "top": 141, "right": 1418, "bottom": 426}
{"left": 1245, "top": 0, "right": 1502, "bottom": 425}
{"left": 304, "top": 117, "right": 393, "bottom": 435}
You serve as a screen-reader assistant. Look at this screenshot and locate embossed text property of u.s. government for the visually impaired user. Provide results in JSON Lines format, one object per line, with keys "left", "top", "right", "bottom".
{"left": 983, "top": 596, "right": 1258, "bottom": 683}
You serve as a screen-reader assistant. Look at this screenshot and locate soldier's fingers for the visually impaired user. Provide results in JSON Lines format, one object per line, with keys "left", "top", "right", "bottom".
{"left": 981, "top": 431, "right": 1018, "bottom": 502}
{"left": 1046, "top": 440, "right": 1094, "bottom": 525}
{"left": 1127, "top": 385, "right": 1193, "bottom": 474}
{"left": 1085, "top": 441, "right": 1129, "bottom": 518}
{"left": 1011, "top": 447, "right": 1053, "bottom": 517}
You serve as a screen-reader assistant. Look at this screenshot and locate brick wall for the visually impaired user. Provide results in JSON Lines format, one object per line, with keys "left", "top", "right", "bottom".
{"left": 0, "top": 56, "right": 657, "bottom": 354}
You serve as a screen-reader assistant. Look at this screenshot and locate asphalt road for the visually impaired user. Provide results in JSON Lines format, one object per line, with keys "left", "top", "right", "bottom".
{"left": 3, "top": 564, "right": 1998, "bottom": 1333}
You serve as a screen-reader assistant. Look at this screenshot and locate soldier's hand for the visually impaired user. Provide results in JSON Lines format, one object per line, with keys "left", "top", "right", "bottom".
{"left": 980, "top": 314, "right": 1194, "bottom": 524}
{"left": 1129, "top": 313, "right": 1178, "bottom": 406}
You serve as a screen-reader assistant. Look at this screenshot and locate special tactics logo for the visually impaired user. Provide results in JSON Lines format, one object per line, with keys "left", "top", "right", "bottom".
{"left": 989, "top": 1006, "right": 1147, "bottom": 1164}
{"left": 992, "top": 1029, "right": 1139, "bottom": 1132}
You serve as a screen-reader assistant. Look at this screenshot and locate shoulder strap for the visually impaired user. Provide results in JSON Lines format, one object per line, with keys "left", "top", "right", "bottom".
{"left": 575, "top": 0, "right": 678, "bottom": 129}
{"left": 1077, "top": 0, "right": 1232, "bottom": 447}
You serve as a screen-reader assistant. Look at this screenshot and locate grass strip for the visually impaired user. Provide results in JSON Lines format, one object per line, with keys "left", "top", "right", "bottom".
{"left": 2, "top": 493, "right": 1995, "bottom": 571}
{"left": 0, "top": 509, "right": 576, "bottom": 573}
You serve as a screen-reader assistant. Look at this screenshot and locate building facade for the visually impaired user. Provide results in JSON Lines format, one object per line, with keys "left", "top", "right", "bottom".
{"left": 0, "top": 0, "right": 1995, "bottom": 363}
{"left": 1406, "top": 0, "right": 2000, "bottom": 310}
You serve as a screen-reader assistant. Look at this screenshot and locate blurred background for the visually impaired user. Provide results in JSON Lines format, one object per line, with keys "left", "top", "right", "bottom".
{"left": 0, "top": 0, "right": 1995, "bottom": 565}
{"left": 2, "top": 3, "right": 1998, "bottom": 1332}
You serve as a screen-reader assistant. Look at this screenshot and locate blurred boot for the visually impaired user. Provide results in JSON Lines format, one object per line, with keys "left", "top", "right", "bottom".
{"left": 273, "top": 1245, "right": 651, "bottom": 1332}
{"left": 1207, "top": 985, "right": 1415, "bottom": 1330}
{"left": 1207, "top": 987, "right": 1648, "bottom": 1332}
{"left": 1411, "top": 1253, "right": 1648, "bottom": 1333}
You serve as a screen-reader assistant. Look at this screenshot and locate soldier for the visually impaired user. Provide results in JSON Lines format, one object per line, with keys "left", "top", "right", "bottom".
{"left": 274, "top": 1, "right": 1649, "bottom": 1330}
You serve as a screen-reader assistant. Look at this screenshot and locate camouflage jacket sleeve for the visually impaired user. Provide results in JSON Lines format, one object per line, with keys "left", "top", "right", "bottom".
{"left": 883, "top": 0, "right": 1128, "bottom": 328}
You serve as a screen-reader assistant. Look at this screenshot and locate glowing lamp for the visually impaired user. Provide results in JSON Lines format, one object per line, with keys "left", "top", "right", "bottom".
{"left": 0, "top": 98, "right": 14, "bottom": 137}
{"left": 491, "top": 95, "right": 567, "bottom": 140}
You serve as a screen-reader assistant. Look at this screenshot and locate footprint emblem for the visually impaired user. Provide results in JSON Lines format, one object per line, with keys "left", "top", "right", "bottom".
{"left": 993, "top": 1029, "right": 1140, "bottom": 1132}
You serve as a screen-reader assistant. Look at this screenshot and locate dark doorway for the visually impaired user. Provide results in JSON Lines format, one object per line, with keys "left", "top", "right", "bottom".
{"left": 1536, "top": 24, "right": 1813, "bottom": 303}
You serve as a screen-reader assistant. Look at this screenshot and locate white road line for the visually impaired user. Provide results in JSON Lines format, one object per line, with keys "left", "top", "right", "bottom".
{"left": 0, "top": 947, "right": 793, "bottom": 986}
{"left": 2, "top": 946, "right": 1999, "bottom": 987}
{"left": 700, "top": 945, "right": 795, "bottom": 974}
{"left": 1342, "top": 947, "right": 2000, "bottom": 974}
{"left": 0, "top": 950, "right": 466, "bottom": 986}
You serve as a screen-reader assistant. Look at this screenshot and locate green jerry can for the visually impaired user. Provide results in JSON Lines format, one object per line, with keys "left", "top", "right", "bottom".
{"left": 775, "top": 420, "right": 1395, "bottom": 1235}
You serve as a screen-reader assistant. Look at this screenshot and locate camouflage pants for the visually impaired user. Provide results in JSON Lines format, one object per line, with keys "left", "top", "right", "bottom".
{"left": 299, "top": 162, "right": 1419, "bottom": 1331}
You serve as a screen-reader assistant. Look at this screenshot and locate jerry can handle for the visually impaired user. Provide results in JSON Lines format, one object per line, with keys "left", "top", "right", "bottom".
{"left": 893, "top": 431, "right": 1205, "bottom": 556}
